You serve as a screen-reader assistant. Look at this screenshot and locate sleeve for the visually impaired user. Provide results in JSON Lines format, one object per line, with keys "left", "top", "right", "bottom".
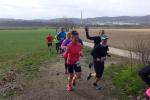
{"left": 61, "top": 40, "right": 66, "bottom": 49}
{"left": 57, "top": 32, "right": 60, "bottom": 40}
{"left": 52, "top": 36, "right": 54, "bottom": 41}
{"left": 79, "top": 38, "right": 84, "bottom": 46}
{"left": 79, "top": 44, "right": 83, "bottom": 57}
{"left": 64, "top": 32, "right": 66, "bottom": 39}
{"left": 91, "top": 46, "right": 99, "bottom": 59}
{"left": 63, "top": 43, "right": 70, "bottom": 59}
{"left": 106, "top": 46, "right": 110, "bottom": 56}
{"left": 106, "top": 45, "right": 109, "bottom": 51}
{"left": 86, "top": 31, "right": 96, "bottom": 40}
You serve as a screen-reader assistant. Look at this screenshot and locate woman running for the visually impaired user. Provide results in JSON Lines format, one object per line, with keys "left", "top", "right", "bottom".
{"left": 57, "top": 27, "right": 66, "bottom": 54}
{"left": 87, "top": 36, "right": 109, "bottom": 90}
{"left": 64, "top": 31, "right": 83, "bottom": 91}
{"left": 61, "top": 32, "right": 72, "bottom": 74}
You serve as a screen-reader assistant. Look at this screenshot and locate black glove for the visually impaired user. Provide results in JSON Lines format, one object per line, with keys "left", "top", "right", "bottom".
{"left": 107, "top": 54, "right": 111, "bottom": 57}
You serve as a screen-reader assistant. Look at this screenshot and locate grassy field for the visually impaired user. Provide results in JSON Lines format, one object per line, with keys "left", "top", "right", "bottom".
{"left": 0, "top": 27, "right": 149, "bottom": 99}
{"left": 78, "top": 28, "right": 150, "bottom": 49}
{"left": 0, "top": 28, "right": 57, "bottom": 79}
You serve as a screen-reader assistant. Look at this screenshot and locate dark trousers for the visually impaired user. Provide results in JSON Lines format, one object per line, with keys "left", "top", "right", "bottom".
{"left": 139, "top": 65, "right": 150, "bottom": 86}
{"left": 56, "top": 43, "right": 60, "bottom": 53}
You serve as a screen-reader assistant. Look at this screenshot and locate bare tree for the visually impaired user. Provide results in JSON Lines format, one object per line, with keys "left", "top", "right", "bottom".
{"left": 59, "top": 18, "right": 75, "bottom": 32}
{"left": 126, "top": 36, "right": 150, "bottom": 66}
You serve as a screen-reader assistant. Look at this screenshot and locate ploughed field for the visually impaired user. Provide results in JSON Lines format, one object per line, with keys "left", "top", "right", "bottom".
{"left": 78, "top": 28, "right": 150, "bottom": 49}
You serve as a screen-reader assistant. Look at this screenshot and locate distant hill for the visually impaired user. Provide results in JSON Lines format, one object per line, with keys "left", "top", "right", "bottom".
{"left": 0, "top": 15, "right": 150, "bottom": 27}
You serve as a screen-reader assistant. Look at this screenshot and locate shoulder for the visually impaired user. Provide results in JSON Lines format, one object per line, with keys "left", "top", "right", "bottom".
{"left": 77, "top": 43, "right": 82, "bottom": 47}
{"left": 92, "top": 36, "right": 100, "bottom": 40}
{"left": 68, "top": 42, "right": 73, "bottom": 47}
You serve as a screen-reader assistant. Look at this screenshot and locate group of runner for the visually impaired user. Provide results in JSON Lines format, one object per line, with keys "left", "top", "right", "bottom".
{"left": 46, "top": 27, "right": 109, "bottom": 91}
{"left": 46, "top": 27, "right": 150, "bottom": 99}
{"left": 46, "top": 27, "right": 150, "bottom": 94}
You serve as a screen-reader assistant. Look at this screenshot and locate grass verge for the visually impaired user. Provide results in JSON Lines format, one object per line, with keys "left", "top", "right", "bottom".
{"left": 105, "top": 63, "right": 147, "bottom": 99}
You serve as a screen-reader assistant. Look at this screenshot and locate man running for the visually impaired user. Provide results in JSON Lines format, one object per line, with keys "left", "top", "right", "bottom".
{"left": 57, "top": 28, "right": 66, "bottom": 54}
{"left": 87, "top": 36, "right": 109, "bottom": 90}
{"left": 46, "top": 34, "right": 54, "bottom": 51}
{"left": 64, "top": 31, "right": 83, "bottom": 91}
{"left": 85, "top": 26, "right": 101, "bottom": 69}
{"left": 54, "top": 35, "right": 60, "bottom": 53}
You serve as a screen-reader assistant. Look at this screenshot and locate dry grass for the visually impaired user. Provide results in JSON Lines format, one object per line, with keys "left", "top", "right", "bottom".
{"left": 77, "top": 28, "right": 150, "bottom": 49}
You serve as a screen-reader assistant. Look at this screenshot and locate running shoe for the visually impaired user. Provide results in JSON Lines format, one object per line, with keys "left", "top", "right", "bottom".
{"left": 87, "top": 73, "right": 92, "bottom": 80}
{"left": 93, "top": 83, "right": 103, "bottom": 90}
{"left": 89, "top": 63, "right": 92, "bottom": 69}
{"left": 93, "top": 83, "right": 98, "bottom": 87}
{"left": 95, "top": 86, "right": 103, "bottom": 90}
{"left": 64, "top": 70, "right": 68, "bottom": 75}
{"left": 67, "top": 84, "right": 73, "bottom": 91}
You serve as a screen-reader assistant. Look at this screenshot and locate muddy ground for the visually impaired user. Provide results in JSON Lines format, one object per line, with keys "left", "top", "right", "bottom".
{"left": 4, "top": 55, "right": 133, "bottom": 100}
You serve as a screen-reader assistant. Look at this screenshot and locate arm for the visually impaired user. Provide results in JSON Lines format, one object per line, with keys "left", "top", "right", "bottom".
{"left": 52, "top": 36, "right": 54, "bottom": 42}
{"left": 85, "top": 26, "right": 96, "bottom": 40}
{"left": 78, "top": 38, "right": 84, "bottom": 46}
{"left": 57, "top": 32, "right": 60, "bottom": 41}
{"left": 106, "top": 46, "right": 111, "bottom": 57}
{"left": 61, "top": 40, "right": 67, "bottom": 49}
{"left": 80, "top": 45, "right": 83, "bottom": 57}
{"left": 63, "top": 44, "right": 70, "bottom": 59}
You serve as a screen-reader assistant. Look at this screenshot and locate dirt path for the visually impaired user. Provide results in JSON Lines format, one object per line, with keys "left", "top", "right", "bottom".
{"left": 11, "top": 56, "right": 119, "bottom": 100}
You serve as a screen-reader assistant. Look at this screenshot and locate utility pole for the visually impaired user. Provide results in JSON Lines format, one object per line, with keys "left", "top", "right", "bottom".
{"left": 81, "top": 10, "right": 83, "bottom": 26}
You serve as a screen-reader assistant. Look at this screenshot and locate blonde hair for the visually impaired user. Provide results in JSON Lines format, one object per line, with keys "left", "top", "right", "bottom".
{"left": 66, "top": 32, "right": 71, "bottom": 39}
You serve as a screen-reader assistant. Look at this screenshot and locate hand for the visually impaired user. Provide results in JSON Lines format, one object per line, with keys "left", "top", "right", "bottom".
{"left": 85, "top": 26, "right": 89, "bottom": 32}
{"left": 80, "top": 52, "right": 83, "bottom": 57}
{"left": 96, "top": 58, "right": 101, "bottom": 62}
{"left": 107, "top": 54, "right": 111, "bottom": 57}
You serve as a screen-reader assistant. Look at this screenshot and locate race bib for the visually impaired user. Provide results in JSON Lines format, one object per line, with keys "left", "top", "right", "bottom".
{"left": 76, "top": 61, "right": 81, "bottom": 67}
{"left": 100, "top": 57, "right": 106, "bottom": 62}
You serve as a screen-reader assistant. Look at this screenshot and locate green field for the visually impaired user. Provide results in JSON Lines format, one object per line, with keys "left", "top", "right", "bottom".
{"left": 0, "top": 28, "right": 57, "bottom": 78}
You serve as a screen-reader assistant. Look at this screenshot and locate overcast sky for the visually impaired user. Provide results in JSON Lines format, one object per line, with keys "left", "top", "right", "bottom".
{"left": 0, "top": 0, "right": 150, "bottom": 19}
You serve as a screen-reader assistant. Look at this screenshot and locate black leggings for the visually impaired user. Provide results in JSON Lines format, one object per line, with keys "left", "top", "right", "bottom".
{"left": 55, "top": 43, "right": 61, "bottom": 52}
{"left": 65, "top": 59, "right": 67, "bottom": 70}
{"left": 139, "top": 65, "right": 150, "bottom": 86}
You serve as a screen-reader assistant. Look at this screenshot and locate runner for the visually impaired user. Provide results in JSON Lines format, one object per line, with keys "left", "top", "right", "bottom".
{"left": 139, "top": 65, "right": 150, "bottom": 86}
{"left": 54, "top": 35, "right": 60, "bottom": 53}
{"left": 85, "top": 27, "right": 109, "bottom": 69}
{"left": 139, "top": 65, "right": 150, "bottom": 99}
{"left": 87, "top": 36, "right": 109, "bottom": 90}
{"left": 61, "top": 32, "right": 72, "bottom": 74}
{"left": 57, "top": 28, "right": 66, "bottom": 54}
{"left": 85, "top": 26, "right": 101, "bottom": 48}
{"left": 61, "top": 31, "right": 84, "bottom": 75}
{"left": 64, "top": 31, "right": 83, "bottom": 91}
{"left": 46, "top": 34, "right": 54, "bottom": 52}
